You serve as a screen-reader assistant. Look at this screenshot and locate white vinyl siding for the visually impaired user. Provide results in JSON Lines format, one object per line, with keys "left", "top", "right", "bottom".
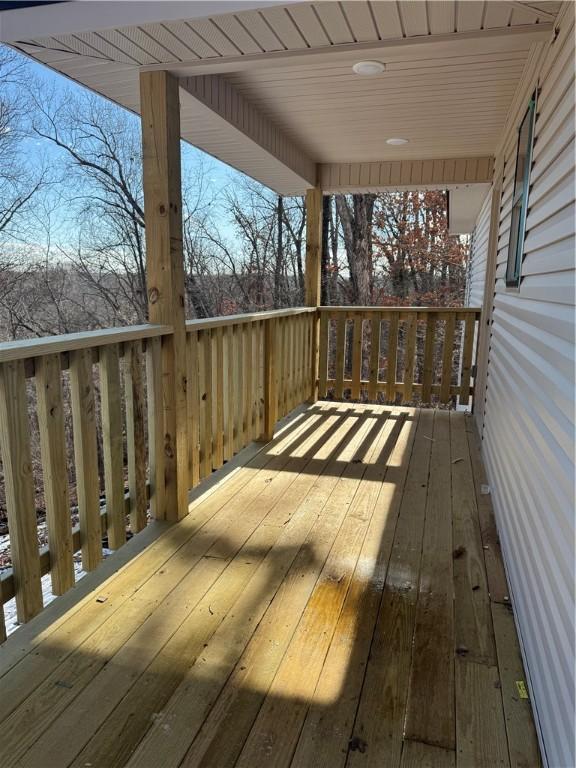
{"left": 476, "top": 4, "right": 575, "bottom": 766}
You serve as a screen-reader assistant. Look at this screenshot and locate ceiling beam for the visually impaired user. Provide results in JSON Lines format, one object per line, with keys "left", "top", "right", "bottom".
{"left": 179, "top": 74, "right": 316, "bottom": 192}
{"left": 319, "top": 157, "right": 494, "bottom": 192}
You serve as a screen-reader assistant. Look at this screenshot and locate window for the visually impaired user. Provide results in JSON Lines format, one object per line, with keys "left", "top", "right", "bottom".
{"left": 506, "top": 91, "right": 537, "bottom": 287}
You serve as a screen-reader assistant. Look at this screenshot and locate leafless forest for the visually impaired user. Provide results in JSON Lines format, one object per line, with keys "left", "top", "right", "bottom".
{"left": 0, "top": 46, "right": 469, "bottom": 553}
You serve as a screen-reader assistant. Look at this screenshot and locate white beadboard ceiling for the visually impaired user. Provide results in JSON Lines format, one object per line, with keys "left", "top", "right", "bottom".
{"left": 1, "top": 0, "right": 562, "bottom": 194}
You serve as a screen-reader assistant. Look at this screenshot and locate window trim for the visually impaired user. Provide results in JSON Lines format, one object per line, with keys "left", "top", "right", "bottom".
{"left": 505, "top": 90, "right": 538, "bottom": 288}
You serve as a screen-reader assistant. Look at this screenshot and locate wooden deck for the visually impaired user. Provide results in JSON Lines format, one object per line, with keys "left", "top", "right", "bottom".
{"left": 0, "top": 402, "right": 541, "bottom": 768}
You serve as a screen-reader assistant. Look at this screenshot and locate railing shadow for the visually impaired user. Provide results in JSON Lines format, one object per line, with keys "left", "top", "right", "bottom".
{"left": 0, "top": 402, "right": 429, "bottom": 768}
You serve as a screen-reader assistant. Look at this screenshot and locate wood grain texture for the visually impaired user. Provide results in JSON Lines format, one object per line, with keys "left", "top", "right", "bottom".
{"left": 404, "top": 410, "right": 455, "bottom": 749}
{"left": 99, "top": 345, "right": 126, "bottom": 550}
{"left": 351, "top": 315, "right": 363, "bottom": 400}
{"left": 440, "top": 313, "right": 456, "bottom": 404}
{"left": 401, "top": 314, "right": 418, "bottom": 404}
{"left": 421, "top": 314, "right": 436, "bottom": 404}
{"left": 0, "top": 324, "right": 171, "bottom": 364}
{"left": 466, "top": 418, "right": 510, "bottom": 603}
{"left": 306, "top": 188, "right": 322, "bottom": 403}
{"left": 186, "top": 331, "right": 200, "bottom": 489}
{"left": 0, "top": 403, "right": 539, "bottom": 765}
{"left": 456, "top": 659, "right": 510, "bottom": 768}
{"left": 348, "top": 409, "right": 432, "bottom": 768}
{"left": 459, "top": 314, "right": 476, "bottom": 405}
{"left": 263, "top": 318, "right": 278, "bottom": 441}
{"left": 124, "top": 342, "right": 147, "bottom": 533}
{"left": 35, "top": 354, "right": 75, "bottom": 593}
{"left": 401, "top": 740, "right": 456, "bottom": 768}
{"left": 0, "top": 360, "right": 42, "bottom": 621}
{"left": 293, "top": 410, "right": 418, "bottom": 768}
{"left": 318, "top": 311, "right": 329, "bottom": 398}
{"left": 140, "top": 70, "right": 188, "bottom": 521}
{"left": 387, "top": 312, "right": 399, "bottom": 403}
{"left": 146, "top": 336, "right": 165, "bottom": 517}
{"left": 334, "top": 315, "right": 346, "bottom": 399}
{"left": 69, "top": 348, "right": 102, "bottom": 572}
{"left": 451, "top": 412, "right": 496, "bottom": 665}
{"left": 368, "top": 314, "right": 381, "bottom": 400}
{"left": 492, "top": 603, "right": 542, "bottom": 767}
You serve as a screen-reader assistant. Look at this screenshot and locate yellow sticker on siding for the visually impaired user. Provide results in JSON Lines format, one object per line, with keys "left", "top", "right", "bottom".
{"left": 516, "top": 680, "right": 529, "bottom": 699}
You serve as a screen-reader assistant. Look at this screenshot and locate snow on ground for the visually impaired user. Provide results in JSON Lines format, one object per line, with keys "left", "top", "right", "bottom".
{"left": 1, "top": 527, "right": 114, "bottom": 638}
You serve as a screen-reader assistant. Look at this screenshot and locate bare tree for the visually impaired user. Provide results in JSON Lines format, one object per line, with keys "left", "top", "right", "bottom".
{"left": 202, "top": 177, "right": 307, "bottom": 312}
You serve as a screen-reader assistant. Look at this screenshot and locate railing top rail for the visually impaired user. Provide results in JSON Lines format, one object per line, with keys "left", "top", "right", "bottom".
{"left": 318, "top": 306, "right": 482, "bottom": 314}
{"left": 186, "top": 306, "right": 316, "bottom": 331}
{"left": 0, "top": 323, "right": 173, "bottom": 364}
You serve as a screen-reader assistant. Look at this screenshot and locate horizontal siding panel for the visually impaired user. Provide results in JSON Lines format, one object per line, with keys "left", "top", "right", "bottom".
{"left": 523, "top": 203, "right": 575, "bottom": 253}
{"left": 522, "top": 235, "right": 576, "bottom": 276}
{"left": 518, "top": 269, "right": 575, "bottom": 305}
{"left": 489, "top": 314, "right": 574, "bottom": 451}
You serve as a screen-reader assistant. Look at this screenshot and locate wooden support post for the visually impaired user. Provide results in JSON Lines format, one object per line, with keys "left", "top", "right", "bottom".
{"left": 261, "top": 318, "right": 278, "bottom": 442}
{"left": 305, "top": 186, "right": 322, "bottom": 402}
{"left": 140, "top": 70, "right": 188, "bottom": 522}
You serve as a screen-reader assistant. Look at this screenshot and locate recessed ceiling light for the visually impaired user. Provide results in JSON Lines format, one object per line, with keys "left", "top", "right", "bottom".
{"left": 352, "top": 60, "right": 385, "bottom": 76}
{"left": 386, "top": 137, "right": 409, "bottom": 145}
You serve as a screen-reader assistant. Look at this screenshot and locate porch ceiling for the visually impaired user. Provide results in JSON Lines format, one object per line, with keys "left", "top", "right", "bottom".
{"left": 1, "top": 1, "right": 560, "bottom": 195}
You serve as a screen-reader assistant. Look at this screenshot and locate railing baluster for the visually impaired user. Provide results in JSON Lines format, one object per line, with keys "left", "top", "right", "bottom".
{"left": 198, "top": 328, "right": 213, "bottom": 479}
{"left": 459, "top": 313, "right": 476, "bottom": 406}
{"left": 318, "top": 312, "right": 329, "bottom": 399}
{"left": 35, "top": 354, "right": 75, "bottom": 593}
{"left": 0, "top": 359, "right": 43, "bottom": 621}
{"left": 234, "top": 324, "right": 243, "bottom": 454}
{"left": 99, "top": 344, "right": 126, "bottom": 549}
{"left": 387, "top": 313, "right": 399, "bottom": 404}
{"left": 214, "top": 327, "right": 225, "bottom": 469}
{"left": 124, "top": 341, "right": 147, "bottom": 533}
{"left": 263, "top": 318, "right": 277, "bottom": 441}
{"left": 243, "top": 323, "right": 252, "bottom": 443}
{"left": 335, "top": 316, "right": 346, "bottom": 399}
{"left": 351, "top": 314, "right": 363, "bottom": 400}
{"left": 441, "top": 313, "right": 456, "bottom": 404}
{"left": 0, "top": 593, "right": 6, "bottom": 643}
{"left": 69, "top": 348, "right": 101, "bottom": 571}
{"left": 402, "top": 314, "right": 418, "bottom": 404}
{"left": 421, "top": 315, "right": 437, "bottom": 405}
{"left": 224, "top": 325, "right": 234, "bottom": 462}
{"left": 147, "top": 336, "right": 166, "bottom": 514}
{"left": 368, "top": 314, "right": 381, "bottom": 401}
{"left": 253, "top": 321, "right": 262, "bottom": 439}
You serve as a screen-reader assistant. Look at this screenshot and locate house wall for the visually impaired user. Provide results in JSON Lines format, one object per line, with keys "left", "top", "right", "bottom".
{"left": 465, "top": 188, "right": 492, "bottom": 308}
{"left": 467, "top": 4, "right": 575, "bottom": 766}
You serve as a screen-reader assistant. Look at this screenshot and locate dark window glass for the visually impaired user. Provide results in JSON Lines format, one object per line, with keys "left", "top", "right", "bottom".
{"left": 506, "top": 92, "right": 537, "bottom": 287}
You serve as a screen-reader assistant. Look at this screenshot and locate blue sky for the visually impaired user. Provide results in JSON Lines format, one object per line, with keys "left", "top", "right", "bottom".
{"left": 11, "top": 47, "right": 253, "bottom": 249}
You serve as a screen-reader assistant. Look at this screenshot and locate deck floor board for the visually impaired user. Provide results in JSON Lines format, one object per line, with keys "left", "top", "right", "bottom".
{"left": 0, "top": 403, "right": 541, "bottom": 768}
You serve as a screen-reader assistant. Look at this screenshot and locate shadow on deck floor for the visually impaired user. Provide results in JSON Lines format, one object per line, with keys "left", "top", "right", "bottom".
{"left": 0, "top": 402, "right": 541, "bottom": 768}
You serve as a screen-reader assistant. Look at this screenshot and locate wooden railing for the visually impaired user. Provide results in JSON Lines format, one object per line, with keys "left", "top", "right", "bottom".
{"left": 0, "top": 324, "right": 172, "bottom": 640}
{"left": 0, "top": 304, "right": 478, "bottom": 640}
{"left": 317, "top": 307, "right": 481, "bottom": 407}
{"left": 0, "top": 308, "right": 315, "bottom": 639}
{"left": 185, "top": 308, "right": 315, "bottom": 484}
